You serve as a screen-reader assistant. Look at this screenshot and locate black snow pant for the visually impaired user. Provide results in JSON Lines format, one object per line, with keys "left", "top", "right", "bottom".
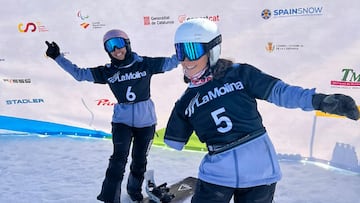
{"left": 97, "top": 123, "right": 155, "bottom": 203}
{"left": 191, "top": 179, "right": 276, "bottom": 203}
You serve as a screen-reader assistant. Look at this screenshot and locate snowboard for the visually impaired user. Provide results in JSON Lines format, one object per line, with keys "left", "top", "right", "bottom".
{"left": 143, "top": 170, "right": 197, "bottom": 203}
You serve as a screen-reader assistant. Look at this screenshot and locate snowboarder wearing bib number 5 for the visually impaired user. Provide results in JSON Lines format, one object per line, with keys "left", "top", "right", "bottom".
{"left": 164, "top": 18, "right": 359, "bottom": 203}
{"left": 45, "top": 29, "right": 179, "bottom": 203}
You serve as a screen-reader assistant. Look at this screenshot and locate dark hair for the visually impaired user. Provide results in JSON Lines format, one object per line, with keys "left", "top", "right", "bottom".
{"left": 183, "top": 75, "right": 191, "bottom": 83}
{"left": 183, "top": 58, "right": 234, "bottom": 83}
{"left": 211, "top": 58, "right": 234, "bottom": 80}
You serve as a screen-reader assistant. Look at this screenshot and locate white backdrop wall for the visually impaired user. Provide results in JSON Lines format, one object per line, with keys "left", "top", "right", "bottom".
{"left": 1, "top": 0, "right": 360, "bottom": 164}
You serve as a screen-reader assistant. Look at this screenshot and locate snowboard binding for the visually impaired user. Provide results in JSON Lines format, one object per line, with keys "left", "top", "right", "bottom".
{"left": 145, "top": 170, "right": 175, "bottom": 203}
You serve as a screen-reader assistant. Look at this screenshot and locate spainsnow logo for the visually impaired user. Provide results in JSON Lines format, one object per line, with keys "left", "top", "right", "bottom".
{"left": 262, "top": 6, "right": 323, "bottom": 19}
{"left": 331, "top": 68, "right": 360, "bottom": 88}
{"left": 18, "top": 22, "right": 48, "bottom": 32}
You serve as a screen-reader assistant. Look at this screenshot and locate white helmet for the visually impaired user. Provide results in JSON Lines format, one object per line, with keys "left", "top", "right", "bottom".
{"left": 174, "top": 18, "right": 221, "bottom": 66}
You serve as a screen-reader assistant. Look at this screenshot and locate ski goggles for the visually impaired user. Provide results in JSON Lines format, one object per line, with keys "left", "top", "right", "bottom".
{"left": 175, "top": 35, "right": 222, "bottom": 61}
{"left": 104, "top": 37, "right": 129, "bottom": 53}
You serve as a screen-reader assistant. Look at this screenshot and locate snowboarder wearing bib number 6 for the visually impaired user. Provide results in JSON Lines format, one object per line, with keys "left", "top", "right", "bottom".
{"left": 45, "top": 29, "right": 179, "bottom": 203}
{"left": 164, "top": 18, "right": 359, "bottom": 203}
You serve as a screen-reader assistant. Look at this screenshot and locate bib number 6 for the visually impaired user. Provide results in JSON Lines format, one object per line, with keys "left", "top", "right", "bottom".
{"left": 211, "top": 107, "right": 233, "bottom": 133}
{"left": 126, "top": 86, "right": 136, "bottom": 101}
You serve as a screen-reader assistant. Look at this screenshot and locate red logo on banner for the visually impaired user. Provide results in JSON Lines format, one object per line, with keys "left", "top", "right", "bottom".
{"left": 18, "top": 22, "right": 48, "bottom": 32}
{"left": 18, "top": 22, "right": 37, "bottom": 32}
{"left": 330, "top": 81, "right": 360, "bottom": 87}
{"left": 80, "top": 23, "right": 90, "bottom": 29}
{"left": 144, "top": 16, "right": 150, "bottom": 25}
{"left": 178, "top": 15, "right": 187, "bottom": 23}
{"left": 96, "top": 99, "right": 116, "bottom": 106}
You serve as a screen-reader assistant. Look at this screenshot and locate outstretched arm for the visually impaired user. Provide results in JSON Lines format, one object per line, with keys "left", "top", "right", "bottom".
{"left": 54, "top": 56, "right": 95, "bottom": 82}
{"left": 268, "top": 80, "right": 359, "bottom": 120}
{"left": 45, "top": 41, "right": 94, "bottom": 82}
{"left": 161, "top": 54, "right": 179, "bottom": 72}
{"left": 267, "top": 80, "right": 315, "bottom": 111}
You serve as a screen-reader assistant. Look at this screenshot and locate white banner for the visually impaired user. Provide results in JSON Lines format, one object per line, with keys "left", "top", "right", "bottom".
{"left": 1, "top": 0, "right": 359, "bottom": 166}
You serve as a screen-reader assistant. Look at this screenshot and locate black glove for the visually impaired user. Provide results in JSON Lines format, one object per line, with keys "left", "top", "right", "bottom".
{"left": 312, "top": 93, "right": 359, "bottom": 120}
{"left": 45, "top": 41, "right": 60, "bottom": 59}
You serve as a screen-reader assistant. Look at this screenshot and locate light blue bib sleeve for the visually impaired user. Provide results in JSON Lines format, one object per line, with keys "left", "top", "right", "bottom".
{"left": 267, "top": 80, "right": 315, "bottom": 111}
{"left": 164, "top": 139, "right": 186, "bottom": 150}
{"left": 54, "top": 55, "right": 95, "bottom": 82}
{"left": 161, "top": 54, "right": 179, "bottom": 72}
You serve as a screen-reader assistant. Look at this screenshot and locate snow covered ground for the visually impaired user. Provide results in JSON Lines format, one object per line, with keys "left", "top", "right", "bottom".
{"left": 0, "top": 134, "right": 359, "bottom": 203}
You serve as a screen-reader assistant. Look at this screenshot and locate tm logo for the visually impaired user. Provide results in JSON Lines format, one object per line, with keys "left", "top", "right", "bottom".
{"left": 341, "top": 69, "right": 360, "bottom": 82}
{"left": 331, "top": 68, "right": 360, "bottom": 88}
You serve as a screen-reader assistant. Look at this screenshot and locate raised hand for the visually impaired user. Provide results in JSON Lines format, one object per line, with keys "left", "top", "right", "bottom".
{"left": 45, "top": 41, "right": 60, "bottom": 60}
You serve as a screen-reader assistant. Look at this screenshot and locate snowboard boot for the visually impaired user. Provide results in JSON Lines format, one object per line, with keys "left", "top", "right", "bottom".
{"left": 97, "top": 158, "right": 125, "bottom": 203}
{"left": 127, "top": 173, "right": 144, "bottom": 202}
{"left": 96, "top": 180, "right": 121, "bottom": 203}
{"left": 128, "top": 193, "right": 144, "bottom": 202}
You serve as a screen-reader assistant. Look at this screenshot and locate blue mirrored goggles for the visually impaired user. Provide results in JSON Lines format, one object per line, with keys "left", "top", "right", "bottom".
{"left": 175, "top": 42, "right": 206, "bottom": 61}
{"left": 175, "top": 35, "right": 222, "bottom": 61}
{"left": 104, "top": 37, "right": 128, "bottom": 53}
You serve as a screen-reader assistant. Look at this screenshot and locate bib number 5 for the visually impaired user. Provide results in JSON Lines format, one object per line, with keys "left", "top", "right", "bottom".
{"left": 211, "top": 107, "right": 233, "bottom": 133}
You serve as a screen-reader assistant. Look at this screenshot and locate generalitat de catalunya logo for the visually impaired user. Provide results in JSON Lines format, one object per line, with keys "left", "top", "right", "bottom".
{"left": 143, "top": 16, "right": 174, "bottom": 26}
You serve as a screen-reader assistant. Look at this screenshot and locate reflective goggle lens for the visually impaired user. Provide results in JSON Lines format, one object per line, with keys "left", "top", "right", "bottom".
{"left": 175, "top": 42, "right": 206, "bottom": 61}
{"left": 104, "top": 37, "right": 126, "bottom": 52}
